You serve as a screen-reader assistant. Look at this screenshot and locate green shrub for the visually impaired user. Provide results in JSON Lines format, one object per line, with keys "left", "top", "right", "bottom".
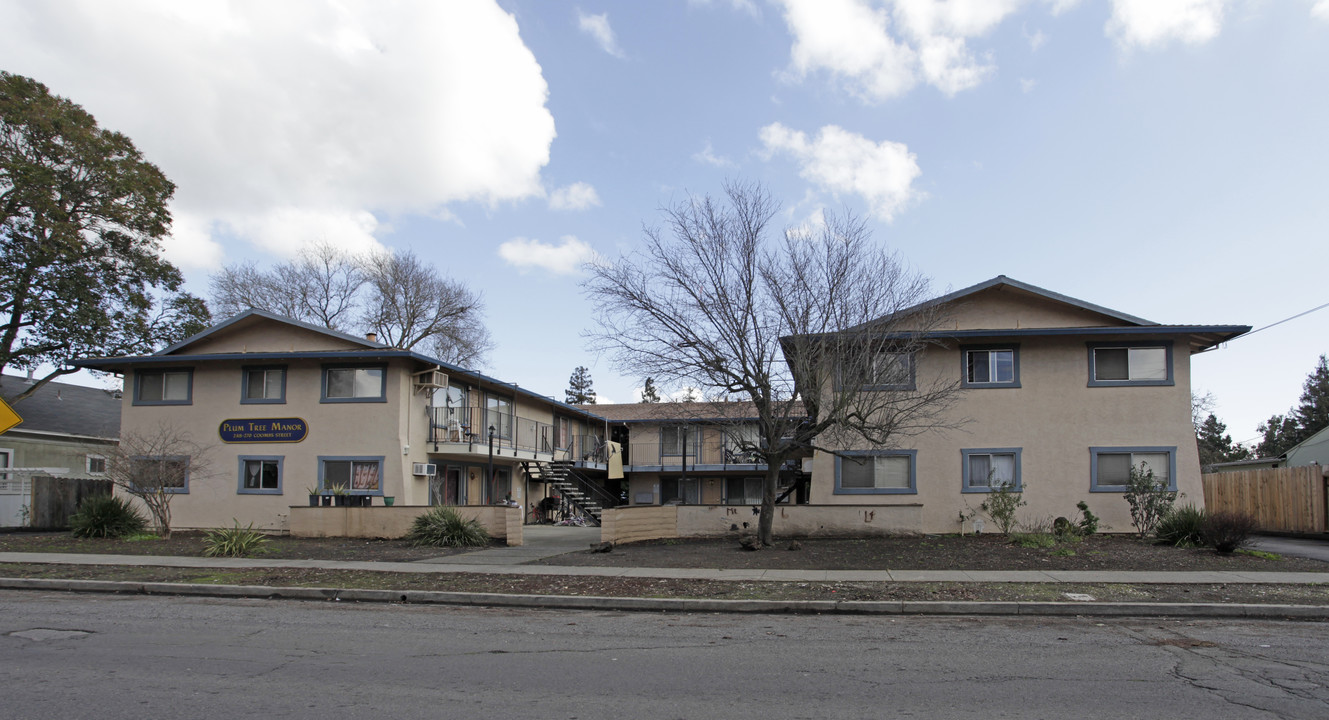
{"left": 202, "top": 520, "right": 270, "bottom": 558}
{"left": 1123, "top": 464, "right": 1178, "bottom": 538}
{"left": 1201, "top": 510, "right": 1258, "bottom": 554}
{"left": 70, "top": 494, "right": 147, "bottom": 538}
{"left": 1011, "top": 532, "right": 1057, "bottom": 549}
{"left": 979, "top": 481, "right": 1026, "bottom": 534}
{"left": 1156, "top": 504, "right": 1207, "bottom": 547}
{"left": 1076, "top": 501, "right": 1099, "bottom": 535}
{"left": 406, "top": 506, "right": 491, "bottom": 548}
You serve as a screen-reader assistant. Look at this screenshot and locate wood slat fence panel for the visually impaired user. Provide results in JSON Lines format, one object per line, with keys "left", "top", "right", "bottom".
{"left": 1202, "top": 466, "right": 1327, "bottom": 533}
{"left": 29, "top": 476, "right": 114, "bottom": 530}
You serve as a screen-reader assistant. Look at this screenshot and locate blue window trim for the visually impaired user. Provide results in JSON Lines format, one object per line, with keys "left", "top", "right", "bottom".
{"left": 837, "top": 351, "right": 917, "bottom": 392}
{"left": 317, "top": 455, "right": 386, "bottom": 495}
{"left": 833, "top": 450, "right": 918, "bottom": 495}
{"left": 320, "top": 363, "right": 388, "bottom": 403}
{"left": 237, "top": 455, "right": 284, "bottom": 495}
{"left": 960, "top": 344, "right": 1021, "bottom": 388}
{"left": 240, "top": 365, "right": 287, "bottom": 405}
{"left": 1086, "top": 341, "right": 1174, "bottom": 387}
{"left": 129, "top": 455, "right": 191, "bottom": 494}
{"left": 961, "top": 447, "right": 1023, "bottom": 493}
{"left": 1089, "top": 446, "right": 1177, "bottom": 492}
{"left": 132, "top": 368, "right": 194, "bottom": 406}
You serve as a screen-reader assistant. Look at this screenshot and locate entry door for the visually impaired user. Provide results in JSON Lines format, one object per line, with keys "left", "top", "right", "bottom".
{"left": 431, "top": 466, "right": 465, "bottom": 506}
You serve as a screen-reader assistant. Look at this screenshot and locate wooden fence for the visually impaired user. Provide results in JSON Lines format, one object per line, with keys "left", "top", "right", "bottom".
{"left": 1202, "top": 466, "right": 1328, "bottom": 533}
{"left": 29, "top": 476, "right": 113, "bottom": 530}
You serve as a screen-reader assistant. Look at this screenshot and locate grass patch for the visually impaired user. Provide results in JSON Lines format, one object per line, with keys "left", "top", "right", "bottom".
{"left": 1236, "top": 549, "right": 1282, "bottom": 561}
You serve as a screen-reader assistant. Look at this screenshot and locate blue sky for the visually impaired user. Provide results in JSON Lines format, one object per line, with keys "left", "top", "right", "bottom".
{"left": 2, "top": 0, "right": 1326, "bottom": 445}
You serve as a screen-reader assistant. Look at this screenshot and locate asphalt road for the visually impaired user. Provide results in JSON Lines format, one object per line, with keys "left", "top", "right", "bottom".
{"left": 2, "top": 590, "right": 1327, "bottom": 719}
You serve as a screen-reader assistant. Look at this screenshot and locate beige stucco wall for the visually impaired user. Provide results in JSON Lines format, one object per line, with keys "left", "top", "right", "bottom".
{"left": 179, "top": 321, "right": 366, "bottom": 355}
{"left": 944, "top": 289, "right": 1135, "bottom": 330}
{"left": 289, "top": 505, "right": 521, "bottom": 543}
{"left": 810, "top": 333, "right": 1202, "bottom": 534}
{"left": 599, "top": 503, "right": 923, "bottom": 543}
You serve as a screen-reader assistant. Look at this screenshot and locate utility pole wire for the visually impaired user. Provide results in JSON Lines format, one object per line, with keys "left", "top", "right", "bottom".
{"left": 1240, "top": 301, "right": 1329, "bottom": 340}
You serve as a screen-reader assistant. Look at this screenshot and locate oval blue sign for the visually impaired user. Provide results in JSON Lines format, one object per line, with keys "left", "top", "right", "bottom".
{"left": 219, "top": 418, "right": 308, "bottom": 444}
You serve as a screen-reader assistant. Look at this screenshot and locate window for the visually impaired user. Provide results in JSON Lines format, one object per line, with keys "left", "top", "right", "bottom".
{"left": 1090, "top": 447, "right": 1175, "bottom": 492}
{"left": 129, "top": 456, "right": 190, "bottom": 493}
{"left": 322, "top": 365, "right": 386, "bottom": 402}
{"left": 238, "top": 456, "right": 283, "bottom": 494}
{"left": 1088, "top": 342, "right": 1173, "bottom": 386}
{"left": 961, "top": 448, "right": 1022, "bottom": 492}
{"left": 242, "top": 366, "right": 286, "bottom": 404}
{"left": 838, "top": 350, "right": 916, "bottom": 391}
{"left": 835, "top": 451, "right": 917, "bottom": 494}
{"left": 134, "top": 369, "right": 192, "bottom": 405}
{"left": 320, "top": 456, "right": 384, "bottom": 494}
{"left": 725, "top": 477, "right": 763, "bottom": 505}
{"left": 555, "top": 417, "right": 572, "bottom": 450}
{"left": 661, "top": 426, "right": 700, "bottom": 457}
{"left": 660, "top": 477, "right": 700, "bottom": 504}
{"left": 962, "top": 345, "right": 1020, "bottom": 387}
{"left": 486, "top": 394, "right": 512, "bottom": 440}
{"left": 86, "top": 454, "right": 107, "bottom": 475}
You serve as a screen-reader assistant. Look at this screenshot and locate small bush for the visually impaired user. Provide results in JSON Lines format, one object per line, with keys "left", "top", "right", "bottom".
{"left": 407, "top": 506, "right": 491, "bottom": 548}
{"left": 1123, "top": 464, "right": 1178, "bottom": 538}
{"left": 1156, "top": 504, "right": 1207, "bottom": 547}
{"left": 202, "top": 520, "right": 270, "bottom": 558}
{"left": 1076, "top": 501, "right": 1099, "bottom": 535}
{"left": 979, "top": 482, "right": 1026, "bottom": 534}
{"left": 69, "top": 494, "right": 147, "bottom": 538}
{"left": 1011, "top": 532, "right": 1057, "bottom": 549}
{"left": 1201, "top": 511, "right": 1258, "bottom": 554}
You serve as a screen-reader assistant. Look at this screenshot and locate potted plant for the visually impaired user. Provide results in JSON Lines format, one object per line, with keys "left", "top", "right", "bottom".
{"left": 330, "top": 484, "right": 349, "bottom": 507}
{"left": 306, "top": 486, "right": 320, "bottom": 507}
{"left": 383, "top": 496, "right": 395, "bottom": 506}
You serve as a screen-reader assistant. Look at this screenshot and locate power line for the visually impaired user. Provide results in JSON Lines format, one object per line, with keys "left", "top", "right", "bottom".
{"left": 1239, "top": 300, "right": 1329, "bottom": 340}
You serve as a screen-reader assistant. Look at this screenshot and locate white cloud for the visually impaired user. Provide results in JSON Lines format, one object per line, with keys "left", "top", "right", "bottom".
{"left": 775, "top": 0, "right": 1024, "bottom": 102}
{"left": 688, "top": 0, "right": 761, "bottom": 16}
{"left": 548, "top": 182, "right": 602, "bottom": 211}
{"left": 497, "top": 235, "right": 595, "bottom": 275}
{"left": 1106, "top": 0, "right": 1227, "bottom": 50}
{"left": 0, "top": 0, "right": 555, "bottom": 270}
{"left": 1020, "top": 77, "right": 1037, "bottom": 93}
{"left": 1313, "top": 0, "right": 1329, "bottom": 21}
{"left": 693, "top": 141, "right": 735, "bottom": 167}
{"left": 577, "top": 10, "right": 625, "bottom": 58}
{"left": 1024, "top": 25, "right": 1047, "bottom": 50}
{"left": 759, "top": 123, "right": 923, "bottom": 221}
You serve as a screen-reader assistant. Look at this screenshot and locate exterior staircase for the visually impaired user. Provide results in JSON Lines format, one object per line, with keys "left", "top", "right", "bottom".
{"left": 523, "top": 459, "right": 617, "bottom": 526}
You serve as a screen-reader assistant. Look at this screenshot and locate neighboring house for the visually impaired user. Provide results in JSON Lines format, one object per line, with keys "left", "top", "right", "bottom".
{"left": 1210, "top": 425, "right": 1329, "bottom": 473}
{"left": 74, "top": 309, "right": 607, "bottom": 533}
{"left": 588, "top": 401, "right": 810, "bottom": 507}
{"left": 0, "top": 374, "right": 121, "bottom": 525}
{"left": 798, "top": 276, "right": 1249, "bottom": 534}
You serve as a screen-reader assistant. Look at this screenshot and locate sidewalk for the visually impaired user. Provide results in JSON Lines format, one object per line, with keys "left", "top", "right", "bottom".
{"left": 3, "top": 551, "right": 1328, "bottom": 585}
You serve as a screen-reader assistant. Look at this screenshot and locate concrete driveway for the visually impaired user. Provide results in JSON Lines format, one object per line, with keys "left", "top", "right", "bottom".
{"left": 1248, "top": 535, "right": 1329, "bottom": 563}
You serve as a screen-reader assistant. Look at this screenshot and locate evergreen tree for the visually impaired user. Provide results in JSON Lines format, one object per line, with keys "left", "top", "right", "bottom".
{"left": 565, "top": 366, "right": 596, "bottom": 404}
{"left": 1255, "top": 354, "right": 1329, "bottom": 457}
{"left": 640, "top": 377, "right": 661, "bottom": 403}
{"left": 1196, "top": 413, "right": 1251, "bottom": 470}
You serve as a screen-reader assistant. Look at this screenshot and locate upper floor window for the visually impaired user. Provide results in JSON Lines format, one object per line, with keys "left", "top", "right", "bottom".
{"left": 660, "top": 426, "right": 701, "bottom": 457}
{"left": 134, "top": 369, "right": 192, "bottom": 405}
{"left": 840, "top": 350, "right": 916, "bottom": 391}
{"left": 962, "top": 345, "right": 1020, "bottom": 388}
{"left": 242, "top": 366, "right": 286, "bottom": 404}
{"left": 1090, "top": 446, "right": 1175, "bottom": 492}
{"left": 1088, "top": 342, "right": 1173, "bottom": 387}
{"left": 834, "top": 450, "right": 917, "bottom": 494}
{"left": 322, "top": 365, "right": 386, "bottom": 403}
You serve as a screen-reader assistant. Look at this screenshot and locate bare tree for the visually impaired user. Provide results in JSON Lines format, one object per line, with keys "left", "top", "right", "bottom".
{"left": 585, "top": 180, "right": 960, "bottom": 545}
{"left": 210, "top": 243, "right": 492, "bottom": 367}
{"left": 103, "top": 424, "right": 213, "bottom": 538}
{"left": 362, "top": 249, "right": 493, "bottom": 367}
{"left": 209, "top": 240, "right": 365, "bottom": 330}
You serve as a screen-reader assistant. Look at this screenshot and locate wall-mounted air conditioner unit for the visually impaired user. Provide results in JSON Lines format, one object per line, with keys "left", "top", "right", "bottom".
{"left": 412, "top": 463, "right": 437, "bottom": 477}
{"left": 413, "top": 370, "right": 447, "bottom": 391}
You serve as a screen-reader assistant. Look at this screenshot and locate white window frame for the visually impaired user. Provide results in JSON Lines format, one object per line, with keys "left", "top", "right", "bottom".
{"left": 86, "top": 454, "right": 107, "bottom": 476}
{"left": 962, "top": 345, "right": 1020, "bottom": 388}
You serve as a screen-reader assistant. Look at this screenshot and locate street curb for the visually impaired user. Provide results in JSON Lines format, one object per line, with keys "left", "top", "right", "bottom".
{"left": 3, "top": 577, "right": 1327, "bottom": 619}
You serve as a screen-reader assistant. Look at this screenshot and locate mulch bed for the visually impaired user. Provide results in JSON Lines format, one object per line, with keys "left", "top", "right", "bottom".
{"left": 534, "top": 534, "right": 1329, "bottom": 573}
{"left": 0, "top": 531, "right": 482, "bottom": 562}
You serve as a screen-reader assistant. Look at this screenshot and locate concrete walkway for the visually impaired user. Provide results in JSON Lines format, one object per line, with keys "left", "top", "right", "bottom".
{"left": 3, "top": 551, "right": 1328, "bottom": 585}
{"left": 414, "top": 525, "right": 602, "bottom": 566}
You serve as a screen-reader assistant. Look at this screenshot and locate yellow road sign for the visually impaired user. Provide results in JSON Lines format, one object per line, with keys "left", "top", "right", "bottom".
{"left": 0, "top": 397, "right": 22, "bottom": 435}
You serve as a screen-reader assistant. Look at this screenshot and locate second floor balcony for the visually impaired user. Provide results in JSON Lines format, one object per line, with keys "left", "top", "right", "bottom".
{"left": 428, "top": 406, "right": 608, "bottom": 466}
{"left": 625, "top": 436, "right": 766, "bottom": 472}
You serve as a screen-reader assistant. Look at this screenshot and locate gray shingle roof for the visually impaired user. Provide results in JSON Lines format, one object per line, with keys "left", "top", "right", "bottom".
{"left": 0, "top": 375, "right": 121, "bottom": 440}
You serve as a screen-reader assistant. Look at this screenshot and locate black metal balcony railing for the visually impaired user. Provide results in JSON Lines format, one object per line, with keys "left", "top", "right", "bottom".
{"left": 428, "top": 408, "right": 609, "bottom": 465}
{"left": 429, "top": 407, "right": 552, "bottom": 455}
{"left": 626, "top": 439, "right": 764, "bottom": 469}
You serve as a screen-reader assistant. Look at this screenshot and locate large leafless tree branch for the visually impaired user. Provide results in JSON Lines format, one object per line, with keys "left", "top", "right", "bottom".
{"left": 584, "top": 180, "right": 960, "bottom": 544}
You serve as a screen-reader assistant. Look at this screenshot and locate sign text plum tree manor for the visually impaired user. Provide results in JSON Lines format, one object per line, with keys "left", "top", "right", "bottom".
{"left": 219, "top": 418, "right": 308, "bottom": 443}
